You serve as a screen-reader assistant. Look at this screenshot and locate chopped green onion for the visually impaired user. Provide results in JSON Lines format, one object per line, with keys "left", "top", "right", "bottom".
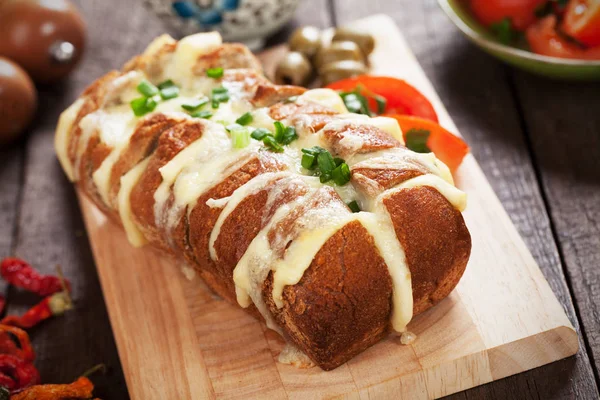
{"left": 317, "top": 151, "right": 336, "bottom": 174}
{"left": 251, "top": 128, "right": 270, "bottom": 140}
{"left": 263, "top": 135, "right": 284, "bottom": 152}
{"left": 301, "top": 153, "right": 317, "bottom": 170}
{"left": 160, "top": 85, "right": 179, "bottom": 100}
{"left": 236, "top": 112, "right": 253, "bottom": 126}
{"left": 191, "top": 110, "right": 213, "bottom": 119}
{"left": 211, "top": 87, "right": 230, "bottom": 109}
{"left": 374, "top": 95, "right": 387, "bottom": 114}
{"left": 131, "top": 97, "right": 148, "bottom": 117}
{"left": 405, "top": 128, "right": 431, "bottom": 153}
{"left": 347, "top": 200, "right": 360, "bottom": 213}
{"left": 157, "top": 79, "right": 176, "bottom": 90}
{"left": 181, "top": 97, "right": 209, "bottom": 111}
{"left": 332, "top": 163, "right": 351, "bottom": 186}
{"left": 130, "top": 96, "right": 158, "bottom": 117}
{"left": 319, "top": 173, "right": 332, "bottom": 183}
{"left": 225, "top": 123, "right": 243, "bottom": 132}
{"left": 302, "top": 146, "right": 326, "bottom": 156}
{"left": 273, "top": 121, "right": 298, "bottom": 145}
{"left": 137, "top": 80, "right": 159, "bottom": 97}
{"left": 229, "top": 126, "right": 251, "bottom": 148}
{"left": 340, "top": 91, "right": 371, "bottom": 116}
{"left": 207, "top": 67, "right": 224, "bottom": 78}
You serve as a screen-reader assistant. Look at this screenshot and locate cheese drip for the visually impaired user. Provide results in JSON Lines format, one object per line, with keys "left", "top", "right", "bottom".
{"left": 118, "top": 158, "right": 150, "bottom": 247}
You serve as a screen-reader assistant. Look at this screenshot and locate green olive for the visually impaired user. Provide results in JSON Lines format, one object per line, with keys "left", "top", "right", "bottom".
{"left": 289, "top": 26, "right": 322, "bottom": 58}
{"left": 332, "top": 27, "right": 375, "bottom": 58}
{"left": 319, "top": 60, "right": 368, "bottom": 86}
{"left": 275, "top": 51, "right": 313, "bottom": 86}
{"left": 315, "top": 41, "right": 364, "bottom": 70}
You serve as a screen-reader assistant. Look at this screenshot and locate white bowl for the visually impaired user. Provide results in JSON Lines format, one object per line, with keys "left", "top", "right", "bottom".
{"left": 144, "top": 0, "right": 301, "bottom": 50}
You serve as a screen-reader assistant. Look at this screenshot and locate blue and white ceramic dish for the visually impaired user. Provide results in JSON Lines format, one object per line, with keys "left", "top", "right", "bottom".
{"left": 145, "top": 0, "right": 301, "bottom": 49}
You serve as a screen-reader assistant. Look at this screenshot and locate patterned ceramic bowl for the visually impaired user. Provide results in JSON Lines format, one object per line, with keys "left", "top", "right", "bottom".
{"left": 145, "top": 0, "right": 301, "bottom": 50}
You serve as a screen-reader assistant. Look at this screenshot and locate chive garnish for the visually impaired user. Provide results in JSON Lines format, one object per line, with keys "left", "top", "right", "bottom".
{"left": 405, "top": 128, "right": 431, "bottom": 153}
{"left": 130, "top": 96, "right": 158, "bottom": 117}
{"left": 274, "top": 121, "right": 298, "bottom": 145}
{"left": 137, "top": 80, "right": 159, "bottom": 97}
{"left": 207, "top": 67, "right": 224, "bottom": 78}
{"left": 229, "top": 126, "right": 251, "bottom": 148}
{"left": 157, "top": 79, "right": 176, "bottom": 90}
{"left": 347, "top": 200, "right": 360, "bottom": 213}
{"left": 262, "top": 135, "right": 284, "bottom": 152}
{"left": 301, "top": 153, "right": 316, "bottom": 170}
{"left": 236, "top": 112, "right": 253, "bottom": 126}
{"left": 181, "top": 97, "right": 209, "bottom": 111}
{"left": 332, "top": 162, "right": 351, "bottom": 186}
{"left": 251, "top": 128, "right": 270, "bottom": 140}
{"left": 159, "top": 85, "right": 179, "bottom": 100}
{"left": 191, "top": 110, "right": 213, "bottom": 119}
{"left": 211, "top": 87, "right": 229, "bottom": 109}
{"left": 300, "top": 146, "right": 352, "bottom": 185}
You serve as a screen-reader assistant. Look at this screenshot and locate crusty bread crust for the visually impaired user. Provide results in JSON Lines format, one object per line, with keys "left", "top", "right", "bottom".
{"left": 60, "top": 39, "right": 471, "bottom": 371}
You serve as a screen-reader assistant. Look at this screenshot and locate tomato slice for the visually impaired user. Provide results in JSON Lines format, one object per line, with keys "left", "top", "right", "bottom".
{"left": 470, "top": 0, "right": 545, "bottom": 31}
{"left": 562, "top": 0, "right": 600, "bottom": 47}
{"left": 386, "top": 115, "right": 469, "bottom": 172}
{"left": 526, "top": 15, "right": 600, "bottom": 59}
{"left": 326, "top": 76, "right": 439, "bottom": 122}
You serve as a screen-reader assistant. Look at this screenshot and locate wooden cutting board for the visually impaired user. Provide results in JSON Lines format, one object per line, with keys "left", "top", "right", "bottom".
{"left": 77, "top": 14, "right": 578, "bottom": 399}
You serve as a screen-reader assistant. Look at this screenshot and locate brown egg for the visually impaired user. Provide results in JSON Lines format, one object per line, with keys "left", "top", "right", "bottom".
{"left": 0, "top": 57, "right": 37, "bottom": 145}
{"left": 0, "top": 0, "right": 86, "bottom": 83}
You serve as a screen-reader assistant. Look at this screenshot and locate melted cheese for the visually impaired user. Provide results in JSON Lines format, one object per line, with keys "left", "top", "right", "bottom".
{"left": 208, "top": 171, "right": 292, "bottom": 261}
{"left": 118, "top": 158, "right": 150, "bottom": 247}
{"left": 55, "top": 98, "right": 85, "bottom": 181}
{"left": 381, "top": 173, "right": 467, "bottom": 211}
{"left": 297, "top": 88, "right": 348, "bottom": 113}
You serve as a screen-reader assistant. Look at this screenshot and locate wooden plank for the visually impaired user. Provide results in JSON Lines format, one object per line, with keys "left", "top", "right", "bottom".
{"left": 0, "top": 145, "right": 23, "bottom": 297}
{"left": 510, "top": 71, "right": 600, "bottom": 380}
{"left": 332, "top": 1, "right": 600, "bottom": 399}
{"left": 75, "top": 14, "right": 581, "bottom": 399}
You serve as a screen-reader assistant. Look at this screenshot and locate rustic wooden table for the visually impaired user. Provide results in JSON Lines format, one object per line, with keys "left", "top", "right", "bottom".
{"left": 1, "top": 0, "right": 598, "bottom": 398}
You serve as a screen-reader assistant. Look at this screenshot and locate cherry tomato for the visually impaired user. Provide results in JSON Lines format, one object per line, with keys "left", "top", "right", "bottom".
{"left": 470, "top": 0, "right": 545, "bottom": 30}
{"left": 386, "top": 115, "right": 469, "bottom": 172}
{"left": 326, "top": 76, "right": 438, "bottom": 122}
{"left": 562, "top": 0, "right": 600, "bottom": 47}
{"left": 526, "top": 15, "right": 600, "bottom": 59}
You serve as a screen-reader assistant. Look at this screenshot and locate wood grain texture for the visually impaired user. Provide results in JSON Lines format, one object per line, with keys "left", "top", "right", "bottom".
{"left": 510, "top": 71, "right": 600, "bottom": 380}
{"left": 333, "top": 1, "right": 600, "bottom": 398}
{"left": 76, "top": 15, "right": 579, "bottom": 399}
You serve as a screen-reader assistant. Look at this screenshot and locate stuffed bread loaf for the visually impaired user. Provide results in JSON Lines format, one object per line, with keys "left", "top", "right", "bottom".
{"left": 54, "top": 32, "right": 471, "bottom": 370}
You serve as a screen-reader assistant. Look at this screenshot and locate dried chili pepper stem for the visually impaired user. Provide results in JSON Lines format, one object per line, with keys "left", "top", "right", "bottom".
{"left": 54, "top": 265, "right": 73, "bottom": 310}
{"left": 0, "top": 291, "right": 73, "bottom": 329}
{"left": 81, "top": 364, "right": 106, "bottom": 378}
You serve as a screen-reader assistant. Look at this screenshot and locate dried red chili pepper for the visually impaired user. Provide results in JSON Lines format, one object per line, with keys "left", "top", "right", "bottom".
{"left": 0, "top": 354, "right": 39, "bottom": 391}
{"left": 0, "top": 258, "right": 71, "bottom": 297}
{"left": 9, "top": 376, "right": 94, "bottom": 400}
{"left": 0, "top": 295, "right": 5, "bottom": 315}
{"left": 0, "top": 292, "right": 72, "bottom": 329}
{"left": 0, "top": 326, "right": 34, "bottom": 363}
